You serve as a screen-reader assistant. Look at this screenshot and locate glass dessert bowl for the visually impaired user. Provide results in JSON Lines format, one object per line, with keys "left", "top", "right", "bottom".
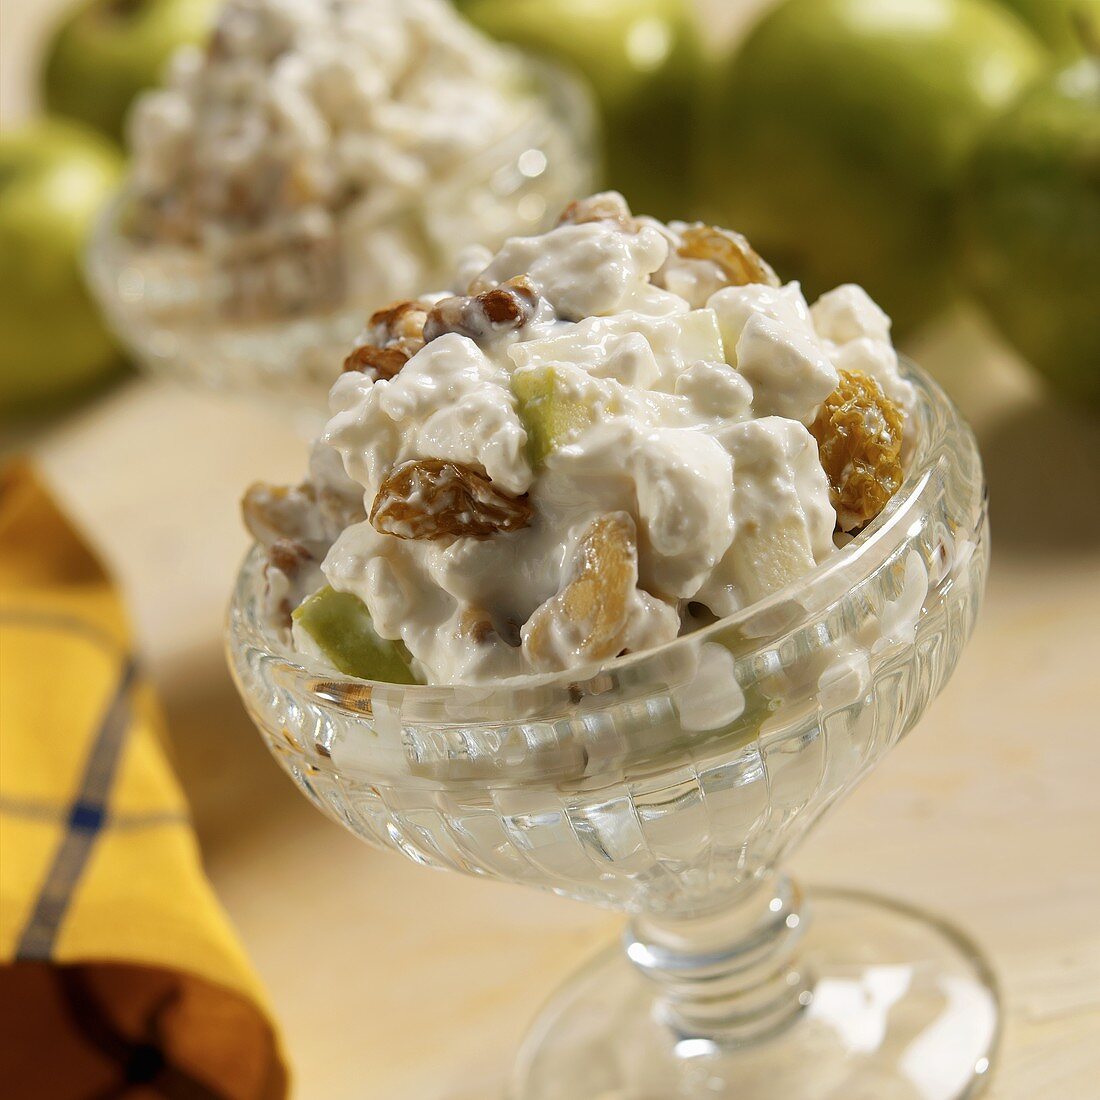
{"left": 228, "top": 360, "right": 994, "bottom": 1099}
{"left": 87, "top": 2, "right": 596, "bottom": 407}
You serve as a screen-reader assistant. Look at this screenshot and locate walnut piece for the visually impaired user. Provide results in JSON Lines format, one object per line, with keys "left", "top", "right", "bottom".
{"left": 459, "top": 608, "right": 498, "bottom": 646}
{"left": 342, "top": 299, "right": 429, "bottom": 379}
{"left": 268, "top": 538, "right": 313, "bottom": 577}
{"left": 524, "top": 513, "right": 638, "bottom": 665}
{"left": 557, "top": 192, "right": 638, "bottom": 232}
{"left": 678, "top": 225, "right": 780, "bottom": 288}
{"left": 422, "top": 277, "right": 539, "bottom": 345}
{"left": 810, "top": 368, "right": 905, "bottom": 533}
{"left": 370, "top": 459, "right": 534, "bottom": 541}
{"left": 242, "top": 481, "right": 317, "bottom": 547}
{"left": 369, "top": 299, "right": 431, "bottom": 343}
{"left": 342, "top": 342, "right": 419, "bottom": 380}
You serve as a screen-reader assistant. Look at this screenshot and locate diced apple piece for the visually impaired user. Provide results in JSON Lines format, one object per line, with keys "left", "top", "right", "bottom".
{"left": 724, "top": 516, "right": 817, "bottom": 606}
{"left": 512, "top": 367, "right": 596, "bottom": 467}
{"left": 699, "top": 418, "right": 834, "bottom": 614}
{"left": 510, "top": 311, "right": 724, "bottom": 388}
{"left": 293, "top": 586, "right": 419, "bottom": 684}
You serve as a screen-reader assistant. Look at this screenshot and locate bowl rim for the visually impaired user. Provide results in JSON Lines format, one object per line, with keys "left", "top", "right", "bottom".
{"left": 228, "top": 357, "right": 986, "bottom": 719}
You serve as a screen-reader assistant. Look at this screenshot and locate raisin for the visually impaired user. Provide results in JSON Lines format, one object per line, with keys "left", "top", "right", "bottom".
{"left": 524, "top": 514, "right": 637, "bottom": 665}
{"left": 811, "top": 368, "right": 905, "bottom": 533}
{"left": 678, "top": 225, "right": 779, "bottom": 288}
{"left": 370, "top": 459, "right": 533, "bottom": 541}
{"left": 422, "top": 277, "right": 539, "bottom": 346}
{"left": 557, "top": 193, "right": 638, "bottom": 232}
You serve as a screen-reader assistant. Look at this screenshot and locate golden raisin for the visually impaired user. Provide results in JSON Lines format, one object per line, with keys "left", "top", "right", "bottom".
{"left": 678, "top": 225, "right": 779, "bottom": 288}
{"left": 370, "top": 459, "right": 534, "bottom": 541}
{"left": 423, "top": 277, "right": 539, "bottom": 345}
{"left": 524, "top": 514, "right": 637, "bottom": 665}
{"left": 811, "top": 369, "right": 905, "bottom": 533}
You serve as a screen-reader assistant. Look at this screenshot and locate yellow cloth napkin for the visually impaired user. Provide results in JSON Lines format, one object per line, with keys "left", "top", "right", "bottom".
{"left": 0, "top": 462, "right": 288, "bottom": 1099}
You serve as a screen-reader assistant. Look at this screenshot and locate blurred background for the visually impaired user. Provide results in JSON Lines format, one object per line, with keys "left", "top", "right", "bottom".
{"left": 1, "top": 0, "right": 1098, "bottom": 1097}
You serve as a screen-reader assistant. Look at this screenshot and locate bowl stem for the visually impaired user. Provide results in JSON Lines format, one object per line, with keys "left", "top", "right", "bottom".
{"left": 624, "top": 874, "right": 812, "bottom": 1045}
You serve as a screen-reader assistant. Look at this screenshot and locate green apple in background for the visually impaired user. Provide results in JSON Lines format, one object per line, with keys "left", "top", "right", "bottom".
{"left": 996, "top": 0, "right": 1100, "bottom": 57}
{"left": 0, "top": 121, "right": 124, "bottom": 416}
{"left": 700, "top": 0, "right": 1045, "bottom": 335}
{"left": 457, "top": 0, "right": 704, "bottom": 221}
{"left": 958, "top": 60, "right": 1100, "bottom": 407}
{"left": 42, "top": 0, "right": 220, "bottom": 144}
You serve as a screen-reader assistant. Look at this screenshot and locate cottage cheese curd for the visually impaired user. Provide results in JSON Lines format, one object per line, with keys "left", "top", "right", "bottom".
{"left": 244, "top": 194, "right": 913, "bottom": 685}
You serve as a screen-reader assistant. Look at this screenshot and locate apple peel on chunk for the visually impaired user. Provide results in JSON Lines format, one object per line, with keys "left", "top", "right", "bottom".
{"left": 293, "top": 586, "right": 419, "bottom": 684}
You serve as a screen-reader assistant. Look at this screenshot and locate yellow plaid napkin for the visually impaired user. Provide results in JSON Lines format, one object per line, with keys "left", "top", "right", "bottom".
{"left": 0, "top": 462, "right": 288, "bottom": 1099}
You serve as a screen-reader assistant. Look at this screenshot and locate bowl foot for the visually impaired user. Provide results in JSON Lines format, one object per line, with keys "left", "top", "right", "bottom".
{"left": 511, "top": 888, "right": 1000, "bottom": 1100}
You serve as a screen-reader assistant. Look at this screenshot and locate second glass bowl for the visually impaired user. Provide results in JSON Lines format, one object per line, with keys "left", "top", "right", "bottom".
{"left": 88, "top": 60, "right": 597, "bottom": 406}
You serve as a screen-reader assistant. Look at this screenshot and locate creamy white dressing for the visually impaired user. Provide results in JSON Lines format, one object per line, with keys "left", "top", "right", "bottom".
{"left": 277, "top": 195, "right": 916, "bottom": 685}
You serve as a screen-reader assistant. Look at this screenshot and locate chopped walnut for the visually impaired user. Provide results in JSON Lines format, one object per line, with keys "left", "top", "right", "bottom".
{"left": 268, "top": 538, "right": 313, "bottom": 577}
{"left": 459, "top": 607, "right": 498, "bottom": 646}
{"left": 557, "top": 192, "right": 639, "bottom": 232}
{"left": 811, "top": 368, "right": 904, "bottom": 533}
{"left": 523, "top": 513, "right": 638, "bottom": 666}
{"left": 342, "top": 341, "right": 419, "bottom": 379}
{"left": 370, "top": 459, "right": 534, "bottom": 541}
{"left": 422, "top": 277, "right": 540, "bottom": 345}
{"left": 678, "top": 225, "right": 780, "bottom": 289}
{"left": 343, "top": 299, "right": 430, "bottom": 379}
{"left": 369, "top": 299, "right": 430, "bottom": 343}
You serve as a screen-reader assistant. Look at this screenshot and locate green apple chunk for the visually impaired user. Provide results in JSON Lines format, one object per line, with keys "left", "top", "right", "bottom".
{"left": 995, "top": 0, "right": 1100, "bottom": 57}
{"left": 293, "top": 586, "right": 419, "bottom": 685}
{"left": 958, "top": 60, "right": 1100, "bottom": 407}
{"left": 700, "top": 0, "right": 1045, "bottom": 335}
{"left": 0, "top": 120, "right": 125, "bottom": 416}
{"left": 513, "top": 367, "right": 596, "bottom": 467}
{"left": 42, "top": 0, "right": 220, "bottom": 144}
{"left": 458, "top": 0, "right": 705, "bottom": 220}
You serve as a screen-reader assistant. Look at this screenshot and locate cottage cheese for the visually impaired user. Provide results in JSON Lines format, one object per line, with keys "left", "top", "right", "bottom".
{"left": 123, "top": 0, "right": 575, "bottom": 318}
{"left": 246, "top": 194, "right": 914, "bottom": 684}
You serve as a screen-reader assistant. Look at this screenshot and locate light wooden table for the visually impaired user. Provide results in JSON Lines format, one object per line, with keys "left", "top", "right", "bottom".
{"left": 5, "top": 1, "right": 1100, "bottom": 1097}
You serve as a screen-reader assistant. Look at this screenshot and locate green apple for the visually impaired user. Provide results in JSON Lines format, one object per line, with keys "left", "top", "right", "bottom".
{"left": 293, "top": 586, "right": 419, "bottom": 684}
{"left": 958, "top": 59, "right": 1100, "bottom": 407}
{"left": 701, "top": 0, "right": 1045, "bottom": 335}
{"left": 995, "top": 0, "right": 1100, "bottom": 57}
{"left": 457, "top": 0, "right": 704, "bottom": 220}
{"left": 0, "top": 121, "right": 124, "bottom": 416}
{"left": 41, "top": 0, "right": 219, "bottom": 144}
{"left": 512, "top": 367, "right": 595, "bottom": 466}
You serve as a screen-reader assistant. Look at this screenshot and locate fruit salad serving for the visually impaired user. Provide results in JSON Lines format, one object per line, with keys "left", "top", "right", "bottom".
{"left": 243, "top": 193, "right": 915, "bottom": 686}
{"left": 120, "top": 0, "right": 566, "bottom": 320}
